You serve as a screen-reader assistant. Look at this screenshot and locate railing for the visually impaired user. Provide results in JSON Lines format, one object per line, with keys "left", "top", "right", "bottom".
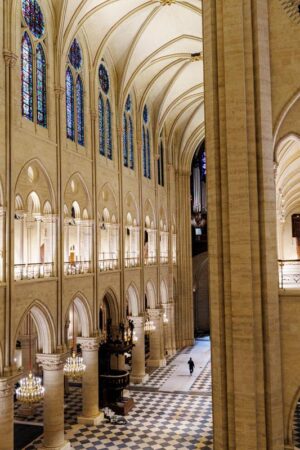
{"left": 160, "top": 253, "right": 169, "bottom": 264}
{"left": 99, "top": 253, "right": 119, "bottom": 272}
{"left": 278, "top": 259, "right": 300, "bottom": 289}
{"left": 124, "top": 254, "right": 139, "bottom": 268}
{"left": 144, "top": 255, "right": 156, "bottom": 266}
{"left": 64, "top": 261, "right": 92, "bottom": 276}
{"left": 14, "top": 262, "right": 54, "bottom": 281}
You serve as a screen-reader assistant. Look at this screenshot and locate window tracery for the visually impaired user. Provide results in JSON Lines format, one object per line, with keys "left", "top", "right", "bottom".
{"left": 21, "top": 0, "right": 47, "bottom": 127}
{"left": 157, "top": 139, "right": 165, "bottom": 187}
{"left": 123, "top": 94, "right": 134, "bottom": 169}
{"left": 98, "top": 63, "right": 113, "bottom": 160}
{"left": 66, "top": 38, "right": 84, "bottom": 146}
{"left": 142, "top": 105, "right": 151, "bottom": 179}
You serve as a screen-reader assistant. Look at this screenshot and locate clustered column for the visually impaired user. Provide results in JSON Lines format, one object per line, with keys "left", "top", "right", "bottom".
{"left": 36, "top": 353, "right": 71, "bottom": 450}
{"left": 77, "top": 337, "right": 103, "bottom": 425}
{"left": 148, "top": 309, "right": 166, "bottom": 367}
{"left": 130, "top": 316, "right": 149, "bottom": 384}
{"left": 0, "top": 378, "right": 14, "bottom": 450}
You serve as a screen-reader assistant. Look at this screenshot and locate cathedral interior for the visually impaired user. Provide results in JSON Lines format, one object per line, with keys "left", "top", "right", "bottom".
{"left": 0, "top": 0, "right": 300, "bottom": 449}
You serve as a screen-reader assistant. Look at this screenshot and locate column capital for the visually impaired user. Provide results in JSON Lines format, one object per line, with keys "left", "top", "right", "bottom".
{"left": 36, "top": 353, "right": 68, "bottom": 371}
{"left": 77, "top": 337, "right": 100, "bottom": 352}
{"left": 128, "top": 315, "right": 144, "bottom": 326}
{"left": 3, "top": 50, "right": 18, "bottom": 67}
{"left": 147, "top": 308, "right": 162, "bottom": 319}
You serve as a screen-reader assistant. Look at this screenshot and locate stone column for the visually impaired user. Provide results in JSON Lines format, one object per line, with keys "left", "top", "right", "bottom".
{"left": 0, "top": 379, "right": 14, "bottom": 450}
{"left": 36, "top": 353, "right": 71, "bottom": 450}
{"left": 19, "top": 334, "right": 37, "bottom": 372}
{"left": 77, "top": 338, "right": 103, "bottom": 425}
{"left": 203, "top": 1, "right": 284, "bottom": 449}
{"left": 130, "top": 316, "right": 149, "bottom": 384}
{"left": 148, "top": 309, "right": 166, "bottom": 367}
{"left": 164, "top": 303, "right": 176, "bottom": 356}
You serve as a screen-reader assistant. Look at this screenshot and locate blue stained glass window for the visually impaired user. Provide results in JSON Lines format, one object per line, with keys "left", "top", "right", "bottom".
{"left": 125, "top": 95, "right": 131, "bottom": 112}
{"left": 21, "top": 32, "right": 33, "bottom": 121}
{"left": 66, "top": 68, "right": 75, "bottom": 141}
{"left": 123, "top": 113, "right": 128, "bottom": 167}
{"left": 147, "top": 129, "right": 151, "bottom": 179}
{"left": 22, "top": 0, "right": 45, "bottom": 39}
{"left": 143, "top": 104, "right": 148, "bottom": 123}
{"left": 36, "top": 43, "right": 47, "bottom": 127}
{"left": 76, "top": 76, "right": 84, "bottom": 146}
{"left": 201, "top": 150, "right": 206, "bottom": 178}
{"left": 158, "top": 141, "right": 164, "bottom": 186}
{"left": 99, "top": 64, "right": 110, "bottom": 95}
{"left": 69, "top": 39, "right": 82, "bottom": 70}
{"left": 99, "top": 94, "right": 105, "bottom": 155}
{"left": 142, "top": 126, "right": 147, "bottom": 177}
{"left": 106, "top": 99, "right": 112, "bottom": 159}
{"left": 129, "top": 116, "right": 134, "bottom": 169}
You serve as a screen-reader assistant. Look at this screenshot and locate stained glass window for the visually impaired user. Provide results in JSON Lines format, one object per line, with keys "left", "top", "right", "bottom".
{"left": 158, "top": 141, "right": 164, "bottom": 186}
{"left": 21, "top": 33, "right": 33, "bottom": 121}
{"left": 147, "top": 129, "right": 151, "bottom": 179}
{"left": 76, "top": 76, "right": 84, "bottom": 146}
{"left": 129, "top": 116, "right": 134, "bottom": 169}
{"left": 36, "top": 43, "right": 47, "bottom": 127}
{"left": 142, "top": 126, "right": 147, "bottom": 177}
{"left": 201, "top": 150, "right": 206, "bottom": 178}
{"left": 123, "top": 113, "right": 128, "bottom": 167}
{"left": 125, "top": 95, "right": 131, "bottom": 112}
{"left": 99, "top": 94, "right": 105, "bottom": 155}
{"left": 69, "top": 39, "right": 82, "bottom": 70}
{"left": 66, "top": 68, "right": 75, "bottom": 141}
{"left": 143, "top": 104, "right": 148, "bottom": 124}
{"left": 22, "top": 0, "right": 45, "bottom": 39}
{"left": 106, "top": 99, "right": 112, "bottom": 159}
{"left": 99, "top": 64, "right": 110, "bottom": 95}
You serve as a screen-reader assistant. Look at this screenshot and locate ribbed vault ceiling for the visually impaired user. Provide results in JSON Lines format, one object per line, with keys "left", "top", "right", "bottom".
{"left": 53, "top": 0, "right": 203, "bottom": 166}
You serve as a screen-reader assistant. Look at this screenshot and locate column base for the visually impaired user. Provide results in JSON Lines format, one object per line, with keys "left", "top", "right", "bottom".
{"left": 130, "top": 373, "right": 149, "bottom": 384}
{"left": 38, "top": 440, "right": 72, "bottom": 450}
{"left": 77, "top": 412, "right": 104, "bottom": 425}
{"left": 147, "top": 358, "right": 166, "bottom": 368}
{"left": 166, "top": 349, "right": 177, "bottom": 357}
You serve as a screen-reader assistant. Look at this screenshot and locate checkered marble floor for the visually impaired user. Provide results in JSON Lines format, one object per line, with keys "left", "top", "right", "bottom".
{"left": 21, "top": 342, "right": 213, "bottom": 450}
{"left": 190, "top": 362, "right": 211, "bottom": 394}
{"left": 294, "top": 400, "right": 300, "bottom": 448}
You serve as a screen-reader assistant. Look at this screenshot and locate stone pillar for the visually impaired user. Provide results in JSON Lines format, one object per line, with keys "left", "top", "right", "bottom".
{"left": 164, "top": 303, "right": 176, "bottom": 356}
{"left": 19, "top": 334, "right": 37, "bottom": 372}
{"left": 203, "top": 1, "right": 284, "bottom": 449}
{"left": 36, "top": 353, "right": 71, "bottom": 450}
{"left": 130, "top": 316, "right": 149, "bottom": 384}
{"left": 77, "top": 338, "right": 103, "bottom": 425}
{"left": 0, "top": 379, "right": 14, "bottom": 450}
{"left": 148, "top": 309, "right": 166, "bottom": 367}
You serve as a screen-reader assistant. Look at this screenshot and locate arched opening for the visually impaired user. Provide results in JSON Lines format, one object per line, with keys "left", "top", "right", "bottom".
{"left": 64, "top": 174, "right": 93, "bottom": 275}
{"left": 124, "top": 193, "right": 139, "bottom": 267}
{"left": 98, "top": 184, "right": 119, "bottom": 271}
{"left": 144, "top": 200, "right": 156, "bottom": 265}
{"left": 14, "top": 161, "right": 56, "bottom": 281}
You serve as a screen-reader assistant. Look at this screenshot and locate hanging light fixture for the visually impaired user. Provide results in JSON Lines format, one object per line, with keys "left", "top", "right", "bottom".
{"left": 64, "top": 302, "right": 86, "bottom": 379}
{"left": 144, "top": 315, "right": 156, "bottom": 333}
{"left": 16, "top": 314, "right": 45, "bottom": 404}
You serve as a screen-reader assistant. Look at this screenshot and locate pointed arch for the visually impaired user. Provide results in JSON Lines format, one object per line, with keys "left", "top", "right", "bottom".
{"left": 21, "top": 32, "right": 33, "bottom": 121}
{"left": 14, "top": 300, "right": 56, "bottom": 355}
{"left": 66, "top": 292, "right": 93, "bottom": 338}
{"left": 36, "top": 43, "right": 47, "bottom": 127}
{"left": 101, "top": 288, "right": 119, "bottom": 326}
{"left": 146, "top": 280, "right": 157, "bottom": 309}
{"left": 127, "top": 283, "right": 140, "bottom": 317}
{"left": 160, "top": 279, "right": 168, "bottom": 305}
{"left": 99, "top": 93, "right": 105, "bottom": 155}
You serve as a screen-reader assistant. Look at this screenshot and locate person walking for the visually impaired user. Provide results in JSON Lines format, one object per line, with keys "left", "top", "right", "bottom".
{"left": 188, "top": 357, "right": 195, "bottom": 375}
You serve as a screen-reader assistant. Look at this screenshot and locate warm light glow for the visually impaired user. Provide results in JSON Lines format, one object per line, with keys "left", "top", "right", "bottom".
{"left": 16, "top": 371, "right": 45, "bottom": 404}
{"left": 64, "top": 352, "right": 86, "bottom": 379}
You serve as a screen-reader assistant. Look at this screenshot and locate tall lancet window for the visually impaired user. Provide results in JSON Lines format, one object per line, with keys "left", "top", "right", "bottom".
{"left": 142, "top": 105, "right": 151, "bottom": 179}
{"left": 157, "top": 137, "right": 165, "bottom": 187}
{"left": 98, "top": 63, "right": 113, "bottom": 159}
{"left": 21, "top": 0, "right": 47, "bottom": 127}
{"left": 66, "top": 38, "right": 84, "bottom": 146}
{"left": 123, "top": 95, "right": 134, "bottom": 169}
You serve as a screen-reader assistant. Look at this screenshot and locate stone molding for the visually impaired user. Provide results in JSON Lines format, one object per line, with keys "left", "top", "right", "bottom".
{"left": 0, "top": 379, "right": 13, "bottom": 398}
{"left": 147, "top": 308, "right": 162, "bottom": 319}
{"left": 77, "top": 337, "right": 100, "bottom": 352}
{"left": 3, "top": 50, "right": 18, "bottom": 67}
{"left": 36, "top": 353, "right": 68, "bottom": 371}
{"left": 54, "top": 86, "right": 65, "bottom": 98}
{"left": 128, "top": 315, "right": 144, "bottom": 326}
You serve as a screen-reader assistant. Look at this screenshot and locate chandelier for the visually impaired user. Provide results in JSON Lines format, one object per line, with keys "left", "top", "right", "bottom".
{"left": 64, "top": 302, "right": 86, "bottom": 379}
{"left": 16, "top": 313, "right": 45, "bottom": 404}
{"left": 144, "top": 317, "right": 156, "bottom": 333}
{"left": 16, "top": 371, "right": 45, "bottom": 404}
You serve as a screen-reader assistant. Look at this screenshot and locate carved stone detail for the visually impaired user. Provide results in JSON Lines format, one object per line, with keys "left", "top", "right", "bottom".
{"left": 36, "top": 353, "right": 68, "bottom": 371}
{"left": 77, "top": 337, "right": 100, "bottom": 352}
{"left": 3, "top": 50, "right": 18, "bottom": 67}
{"left": 0, "top": 379, "right": 14, "bottom": 398}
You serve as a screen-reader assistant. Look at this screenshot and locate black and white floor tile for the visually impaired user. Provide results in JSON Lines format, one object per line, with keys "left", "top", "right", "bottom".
{"left": 20, "top": 346, "right": 214, "bottom": 450}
